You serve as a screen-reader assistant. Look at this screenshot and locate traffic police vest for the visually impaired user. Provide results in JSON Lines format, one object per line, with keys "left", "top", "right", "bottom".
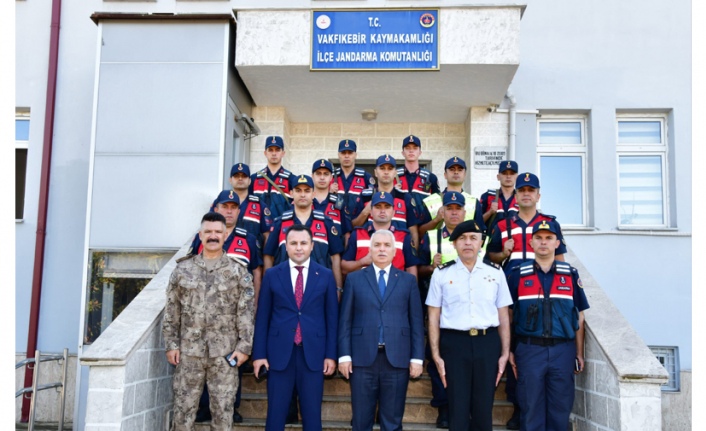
{"left": 513, "top": 261, "right": 580, "bottom": 339}
{"left": 423, "top": 192, "right": 478, "bottom": 221}
{"left": 427, "top": 226, "right": 458, "bottom": 264}
{"left": 353, "top": 225, "right": 409, "bottom": 271}
{"left": 498, "top": 213, "right": 557, "bottom": 263}
{"left": 252, "top": 167, "right": 292, "bottom": 219}
{"left": 484, "top": 189, "right": 519, "bottom": 219}
{"left": 395, "top": 167, "right": 432, "bottom": 196}
{"left": 275, "top": 210, "right": 333, "bottom": 268}
{"left": 335, "top": 167, "right": 370, "bottom": 215}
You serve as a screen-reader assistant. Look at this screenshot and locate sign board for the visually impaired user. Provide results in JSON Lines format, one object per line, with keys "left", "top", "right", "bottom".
{"left": 311, "top": 9, "right": 439, "bottom": 71}
{"left": 474, "top": 147, "right": 508, "bottom": 169}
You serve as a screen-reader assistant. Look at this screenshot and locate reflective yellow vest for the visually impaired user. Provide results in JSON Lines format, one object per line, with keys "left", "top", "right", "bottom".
{"left": 423, "top": 191, "right": 477, "bottom": 223}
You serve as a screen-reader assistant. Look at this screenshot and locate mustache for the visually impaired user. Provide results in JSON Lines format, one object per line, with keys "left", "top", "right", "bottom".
{"left": 207, "top": 238, "right": 220, "bottom": 243}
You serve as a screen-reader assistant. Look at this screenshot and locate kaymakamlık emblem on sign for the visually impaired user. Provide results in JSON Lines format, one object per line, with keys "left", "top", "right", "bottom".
{"left": 316, "top": 14, "right": 331, "bottom": 30}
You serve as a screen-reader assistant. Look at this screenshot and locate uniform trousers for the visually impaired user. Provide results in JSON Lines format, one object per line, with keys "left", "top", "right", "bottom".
{"left": 440, "top": 328, "right": 500, "bottom": 431}
{"left": 350, "top": 348, "right": 410, "bottom": 431}
{"left": 266, "top": 344, "right": 324, "bottom": 431}
{"left": 515, "top": 340, "right": 575, "bottom": 431}
{"left": 171, "top": 354, "right": 238, "bottom": 431}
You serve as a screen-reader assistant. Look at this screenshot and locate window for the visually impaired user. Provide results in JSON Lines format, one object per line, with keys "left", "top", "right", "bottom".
{"left": 616, "top": 116, "right": 668, "bottom": 227}
{"left": 16, "top": 109, "right": 30, "bottom": 220}
{"left": 537, "top": 117, "right": 587, "bottom": 226}
{"left": 84, "top": 250, "right": 174, "bottom": 344}
{"left": 649, "top": 346, "right": 680, "bottom": 391}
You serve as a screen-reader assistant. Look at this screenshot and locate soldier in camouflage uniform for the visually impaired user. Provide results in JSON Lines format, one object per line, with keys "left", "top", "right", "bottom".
{"left": 163, "top": 211, "right": 256, "bottom": 431}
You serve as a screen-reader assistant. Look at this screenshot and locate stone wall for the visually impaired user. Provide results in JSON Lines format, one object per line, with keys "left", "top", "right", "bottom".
{"left": 247, "top": 106, "right": 511, "bottom": 200}
{"left": 80, "top": 243, "right": 189, "bottom": 431}
{"left": 15, "top": 353, "right": 77, "bottom": 424}
{"left": 566, "top": 248, "right": 668, "bottom": 431}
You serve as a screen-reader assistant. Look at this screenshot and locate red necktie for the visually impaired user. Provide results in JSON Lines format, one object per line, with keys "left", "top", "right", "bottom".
{"left": 294, "top": 266, "right": 304, "bottom": 345}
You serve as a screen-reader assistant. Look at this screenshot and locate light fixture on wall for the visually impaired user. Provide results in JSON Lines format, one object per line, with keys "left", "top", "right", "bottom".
{"left": 361, "top": 109, "right": 378, "bottom": 121}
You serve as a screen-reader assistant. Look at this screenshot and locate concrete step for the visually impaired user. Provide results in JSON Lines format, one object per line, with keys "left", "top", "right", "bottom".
{"left": 236, "top": 393, "right": 514, "bottom": 426}
{"left": 194, "top": 418, "right": 514, "bottom": 430}
{"left": 242, "top": 372, "right": 508, "bottom": 400}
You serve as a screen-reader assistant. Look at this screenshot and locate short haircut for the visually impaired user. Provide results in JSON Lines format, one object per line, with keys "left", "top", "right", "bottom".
{"left": 285, "top": 224, "right": 313, "bottom": 241}
{"left": 201, "top": 211, "right": 226, "bottom": 225}
{"left": 370, "top": 229, "right": 395, "bottom": 246}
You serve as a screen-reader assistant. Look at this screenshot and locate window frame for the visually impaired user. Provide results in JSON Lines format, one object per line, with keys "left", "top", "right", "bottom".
{"left": 615, "top": 115, "right": 669, "bottom": 229}
{"left": 536, "top": 116, "right": 589, "bottom": 227}
{"left": 16, "top": 110, "right": 30, "bottom": 222}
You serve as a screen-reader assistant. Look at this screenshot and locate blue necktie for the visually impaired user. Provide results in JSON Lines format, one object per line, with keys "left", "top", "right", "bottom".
{"left": 378, "top": 269, "right": 386, "bottom": 345}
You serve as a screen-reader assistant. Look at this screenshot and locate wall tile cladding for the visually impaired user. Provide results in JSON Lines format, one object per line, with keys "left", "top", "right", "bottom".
{"left": 247, "top": 109, "right": 476, "bottom": 192}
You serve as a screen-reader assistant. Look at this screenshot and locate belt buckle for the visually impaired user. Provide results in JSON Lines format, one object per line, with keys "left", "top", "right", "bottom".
{"left": 469, "top": 328, "right": 478, "bottom": 336}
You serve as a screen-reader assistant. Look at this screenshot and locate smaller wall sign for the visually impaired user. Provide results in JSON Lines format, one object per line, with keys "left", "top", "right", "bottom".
{"left": 474, "top": 147, "right": 508, "bottom": 169}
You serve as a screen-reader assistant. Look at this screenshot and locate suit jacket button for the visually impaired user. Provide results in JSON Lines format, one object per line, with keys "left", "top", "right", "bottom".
{"left": 298, "top": 312, "right": 302, "bottom": 315}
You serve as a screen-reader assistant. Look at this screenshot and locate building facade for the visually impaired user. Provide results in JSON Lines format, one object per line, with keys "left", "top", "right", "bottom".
{"left": 15, "top": 0, "right": 691, "bottom": 428}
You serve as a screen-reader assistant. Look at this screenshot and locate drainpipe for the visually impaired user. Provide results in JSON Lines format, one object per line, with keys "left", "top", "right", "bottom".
{"left": 507, "top": 89, "right": 517, "bottom": 160}
{"left": 21, "top": 0, "right": 62, "bottom": 422}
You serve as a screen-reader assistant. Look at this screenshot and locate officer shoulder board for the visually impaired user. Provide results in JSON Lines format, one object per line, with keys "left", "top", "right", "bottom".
{"left": 353, "top": 168, "right": 366, "bottom": 177}
{"left": 176, "top": 254, "right": 195, "bottom": 264}
{"left": 519, "top": 261, "right": 535, "bottom": 276}
{"left": 247, "top": 195, "right": 260, "bottom": 203}
{"left": 312, "top": 210, "right": 326, "bottom": 221}
{"left": 555, "top": 261, "right": 572, "bottom": 275}
{"left": 486, "top": 261, "right": 502, "bottom": 270}
{"left": 234, "top": 227, "right": 248, "bottom": 238}
{"left": 280, "top": 210, "right": 294, "bottom": 221}
{"left": 437, "top": 260, "right": 456, "bottom": 270}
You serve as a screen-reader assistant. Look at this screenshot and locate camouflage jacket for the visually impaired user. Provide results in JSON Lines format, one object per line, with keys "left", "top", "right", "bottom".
{"left": 162, "top": 252, "right": 255, "bottom": 358}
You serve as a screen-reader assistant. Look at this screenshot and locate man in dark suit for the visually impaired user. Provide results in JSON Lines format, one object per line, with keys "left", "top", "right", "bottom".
{"left": 252, "top": 224, "right": 338, "bottom": 431}
{"left": 338, "top": 229, "right": 425, "bottom": 431}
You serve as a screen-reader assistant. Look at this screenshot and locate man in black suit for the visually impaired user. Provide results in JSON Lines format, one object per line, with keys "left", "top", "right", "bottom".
{"left": 252, "top": 224, "right": 338, "bottom": 431}
{"left": 338, "top": 229, "right": 425, "bottom": 431}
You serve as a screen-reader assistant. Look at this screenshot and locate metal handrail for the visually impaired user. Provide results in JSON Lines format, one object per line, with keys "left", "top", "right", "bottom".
{"left": 15, "top": 349, "right": 68, "bottom": 431}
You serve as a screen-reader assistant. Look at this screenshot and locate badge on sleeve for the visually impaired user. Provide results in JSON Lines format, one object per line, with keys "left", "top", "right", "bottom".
{"left": 331, "top": 225, "right": 338, "bottom": 236}
{"left": 264, "top": 207, "right": 271, "bottom": 216}
{"left": 369, "top": 178, "right": 376, "bottom": 185}
{"left": 577, "top": 278, "right": 583, "bottom": 288}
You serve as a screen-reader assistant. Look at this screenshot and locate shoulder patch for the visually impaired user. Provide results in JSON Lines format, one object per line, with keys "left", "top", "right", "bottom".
{"left": 331, "top": 225, "right": 338, "bottom": 236}
{"left": 176, "top": 254, "right": 194, "bottom": 263}
{"left": 438, "top": 260, "right": 456, "bottom": 270}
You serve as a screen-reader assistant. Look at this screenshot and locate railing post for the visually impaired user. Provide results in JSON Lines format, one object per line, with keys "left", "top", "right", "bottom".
{"left": 58, "top": 348, "right": 68, "bottom": 431}
{"left": 28, "top": 349, "right": 41, "bottom": 431}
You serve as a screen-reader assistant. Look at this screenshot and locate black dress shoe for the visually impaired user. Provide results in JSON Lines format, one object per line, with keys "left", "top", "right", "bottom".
{"left": 195, "top": 408, "right": 212, "bottom": 423}
{"left": 285, "top": 413, "right": 299, "bottom": 424}
{"left": 506, "top": 404, "right": 521, "bottom": 430}
{"left": 436, "top": 405, "right": 449, "bottom": 429}
{"left": 233, "top": 408, "right": 243, "bottom": 423}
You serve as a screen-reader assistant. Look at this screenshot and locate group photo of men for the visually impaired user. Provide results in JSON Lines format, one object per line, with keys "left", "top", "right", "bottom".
{"left": 162, "top": 134, "right": 590, "bottom": 431}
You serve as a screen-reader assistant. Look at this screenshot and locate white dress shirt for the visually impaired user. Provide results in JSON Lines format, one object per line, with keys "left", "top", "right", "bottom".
{"left": 289, "top": 258, "right": 311, "bottom": 293}
{"left": 426, "top": 257, "right": 513, "bottom": 330}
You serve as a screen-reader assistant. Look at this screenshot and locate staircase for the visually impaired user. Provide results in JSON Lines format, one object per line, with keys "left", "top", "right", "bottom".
{"left": 195, "top": 367, "right": 515, "bottom": 430}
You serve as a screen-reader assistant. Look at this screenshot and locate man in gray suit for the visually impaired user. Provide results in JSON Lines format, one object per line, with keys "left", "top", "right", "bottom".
{"left": 338, "top": 229, "right": 425, "bottom": 431}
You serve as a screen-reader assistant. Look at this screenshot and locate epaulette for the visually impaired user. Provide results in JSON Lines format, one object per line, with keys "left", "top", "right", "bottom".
{"left": 247, "top": 195, "right": 260, "bottom": 202}
{"left": 437, "top": 260, "right": 456, "bottom": 270}
{"left": 486, "top": 261, "right": 502, "bottom": 270}
{"left": 281, "top": 210, "right": 294, "bottom": 221}
{"left": 279, "top": 170, "right": 291, "bottom": 178}
{"left": 555, "top": 261, "right": 572, "bottom": 275}
{"left": 418, "top": 169, "right": 431, "bottom": 179}
{"left": 257, "top": 169, "right": 267, "bottom": 177}
{"left": 354, "top": 168, "right": 366, "bottom": 176}
{"left": 312, "top": 210, "right": 326, "bottom": 220}
{"left": 335, "top": 167, "right": 342, "bottom": 176}
{"left": 519, "top": 261, "right": 535, "bottom": 276}
{"left": 361, "top": 188, "right": 374, "bottom": 196}
{"left": 227, "top": 254, "right": 247, "bottom": 267}
{"left": 234, "top": 227, "right": 248, "bottom": 238}
{"left": 176, "top": 254, "right": 194, "bottom": 264}
{"left": 486, "top": 189, "right": 497, "bottom": 196}
{"left": 328, "top": 194, "right": 339, "bottom": 203}
{"left": 540, "top": 213, "right": 557, "bottom": 220}
{"left": 396, "top": 167, "right": 405, "bottom": 176}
